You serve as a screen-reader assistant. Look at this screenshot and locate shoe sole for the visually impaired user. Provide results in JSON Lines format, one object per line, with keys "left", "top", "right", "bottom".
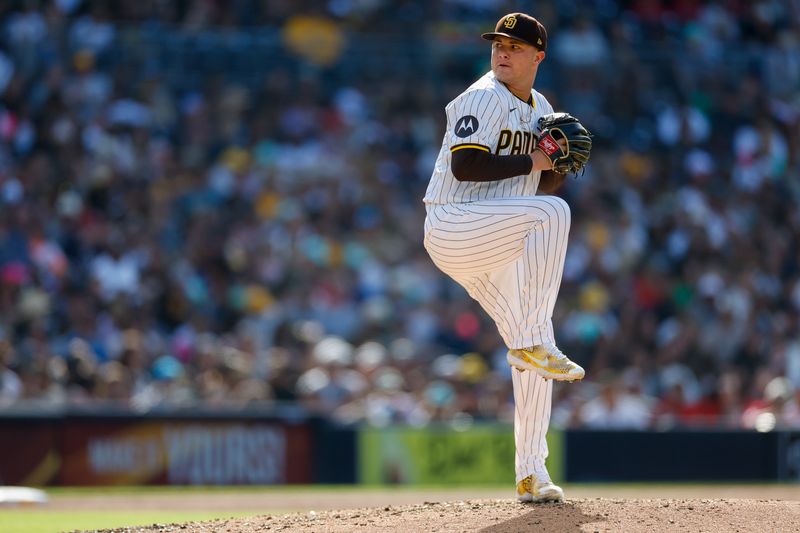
{"left": 533, "top": 494, "right": 564, "bottom": 503}
{"left": 517, "top": 490, "right": 565, "bottom": 503}
{"left": 507, "top": 354, "right": 585, "bottom": 382}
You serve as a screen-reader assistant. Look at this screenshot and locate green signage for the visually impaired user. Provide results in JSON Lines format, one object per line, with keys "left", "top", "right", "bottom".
{"left": 359, "top": 424, "right": 563, "bottom": 485}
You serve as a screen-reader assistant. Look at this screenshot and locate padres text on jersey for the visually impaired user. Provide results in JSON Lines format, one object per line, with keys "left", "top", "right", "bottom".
{"left": 423, "top": 71, "right": 554, "bottom": 204}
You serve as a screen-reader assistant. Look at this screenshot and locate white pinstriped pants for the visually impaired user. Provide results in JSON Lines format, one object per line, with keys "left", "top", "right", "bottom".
{"left": 423, "top": 196, "right": 570, "bottom": 482}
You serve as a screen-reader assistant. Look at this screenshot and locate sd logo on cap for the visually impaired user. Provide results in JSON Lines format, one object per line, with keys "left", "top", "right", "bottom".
{"left": 482, "top": 12, "right": 547, "bottom": 51}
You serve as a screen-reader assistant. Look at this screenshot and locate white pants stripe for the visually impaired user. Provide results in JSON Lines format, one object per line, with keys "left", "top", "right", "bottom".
{"left": 424, "top": 196, "right": 570, "bottom": 483}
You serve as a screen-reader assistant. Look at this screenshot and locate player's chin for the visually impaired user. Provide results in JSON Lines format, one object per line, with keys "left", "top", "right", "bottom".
{"left": 493, "top": 65, "right": 512, "bottom": 80}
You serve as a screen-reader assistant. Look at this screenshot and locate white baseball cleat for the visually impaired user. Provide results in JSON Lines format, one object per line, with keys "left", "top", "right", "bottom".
{"left": 516, "top": 474, "right": 564, "bottom": 503}
{"left": 507, "top": 342, "right": 585, "bottom": 381}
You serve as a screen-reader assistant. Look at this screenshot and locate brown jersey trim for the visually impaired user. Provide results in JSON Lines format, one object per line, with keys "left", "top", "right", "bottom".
{"left": 451, "top": 143, "right": 491, "bottom": 153}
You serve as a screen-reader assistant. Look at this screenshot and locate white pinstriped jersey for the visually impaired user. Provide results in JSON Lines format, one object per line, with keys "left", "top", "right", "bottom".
{"left": 423, "top": 72, "right": 570, "bottom": 486}
{"left": 423, "top": 71, "right": 555, "bottom": 205}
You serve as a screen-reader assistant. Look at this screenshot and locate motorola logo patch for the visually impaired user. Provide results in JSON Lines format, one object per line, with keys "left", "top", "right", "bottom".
{"left": 454, "top": 115, "right": 479, "bottom": 138}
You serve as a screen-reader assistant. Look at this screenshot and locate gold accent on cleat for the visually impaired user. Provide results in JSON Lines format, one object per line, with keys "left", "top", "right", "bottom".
{"left": 516, "top": 475, "right": 533, "bottom": 499}
{"left": 507, "top": 344, "right": 585, "bottom": 381}
{"left": 516, "top": 474, "right": 564, "bottom": 503}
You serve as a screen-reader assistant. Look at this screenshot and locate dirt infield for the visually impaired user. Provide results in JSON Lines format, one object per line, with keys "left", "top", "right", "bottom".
{"left": 50, "top": 484, "right": 800, "bottom": 511}
{"left": 61, "top": 486, "right": 800, "bottom": 533}
{"left": 85, "top": 497, "right": 800, "bottom": 533}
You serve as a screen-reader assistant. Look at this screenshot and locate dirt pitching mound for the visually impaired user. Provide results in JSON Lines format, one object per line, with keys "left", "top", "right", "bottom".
{"left": 89, "top": 497, "right": 800, "bottom": 533}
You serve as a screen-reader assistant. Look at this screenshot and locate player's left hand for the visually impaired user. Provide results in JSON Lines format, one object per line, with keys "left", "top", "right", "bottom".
{"left": 535, "top": 112, "right": 592, "bottom": 175}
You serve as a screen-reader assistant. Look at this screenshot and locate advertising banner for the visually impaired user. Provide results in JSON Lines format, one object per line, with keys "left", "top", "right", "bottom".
{"left": 358, "top": 424, "right": 563, "bottom": 485}
{"left": 0, "top": 422, "right": 59, "bottom": 485}
{"left": 60, "top": 420, "right": 312, "bottom": 485}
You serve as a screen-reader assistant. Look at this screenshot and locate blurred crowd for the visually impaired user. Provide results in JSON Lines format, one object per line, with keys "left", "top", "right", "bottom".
{"left": 0, "top": 0, "right": 799, "bottom": 432}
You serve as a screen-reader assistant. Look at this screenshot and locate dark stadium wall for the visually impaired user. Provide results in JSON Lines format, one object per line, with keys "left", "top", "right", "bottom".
{"left": 3, "top": 414, "right": 800, "bottom": 485}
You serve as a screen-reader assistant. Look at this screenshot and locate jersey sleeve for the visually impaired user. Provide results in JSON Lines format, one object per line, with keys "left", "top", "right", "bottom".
{"left": 445, "top": 89, "right": 505, "bottom": 154}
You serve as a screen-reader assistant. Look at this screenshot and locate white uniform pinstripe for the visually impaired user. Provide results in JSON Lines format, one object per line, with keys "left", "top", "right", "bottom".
{"left": 423, "top": 71, "right": 569, "bottom": 484}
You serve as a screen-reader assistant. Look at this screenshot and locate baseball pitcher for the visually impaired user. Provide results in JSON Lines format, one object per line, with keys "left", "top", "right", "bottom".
{"left": 423, "top": 12, "right": 592, "bottom": 503}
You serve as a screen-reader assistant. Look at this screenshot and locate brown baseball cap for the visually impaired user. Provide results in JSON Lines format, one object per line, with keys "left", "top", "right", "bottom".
{"left": 481, "top": 13, "right": 548, "bottom": 51}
